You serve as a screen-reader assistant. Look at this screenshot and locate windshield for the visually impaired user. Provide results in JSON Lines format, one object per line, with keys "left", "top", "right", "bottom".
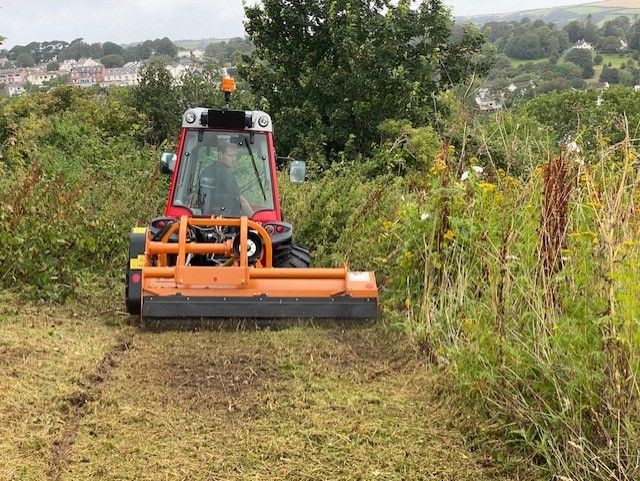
{"left": 173, "top": 130, "right": 274, "bottom": 217}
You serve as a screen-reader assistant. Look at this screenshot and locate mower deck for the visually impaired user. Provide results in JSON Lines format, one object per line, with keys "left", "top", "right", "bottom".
{"left": 132, "top": 216, "right": 378, "bottom": 319}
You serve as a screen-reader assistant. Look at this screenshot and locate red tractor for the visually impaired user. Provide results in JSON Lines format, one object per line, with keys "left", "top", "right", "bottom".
{"left": 125, "top": 77, "right": 377, "bottom": 319}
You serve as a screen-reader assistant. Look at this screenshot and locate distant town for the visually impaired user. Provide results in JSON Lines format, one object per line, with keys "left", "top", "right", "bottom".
{"left": 0, "top": 37, "right": 253, "bottom": 97}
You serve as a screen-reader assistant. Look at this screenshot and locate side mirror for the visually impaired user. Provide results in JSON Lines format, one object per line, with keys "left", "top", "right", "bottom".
{"left": 160, "top": 152, "right": 177, "bottom": 175}
{"left": 289, "top": 160, "right": 306, "bottom": 183}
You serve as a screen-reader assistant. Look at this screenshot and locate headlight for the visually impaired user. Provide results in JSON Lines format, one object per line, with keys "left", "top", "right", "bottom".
{"left": 185, "top": 112, "right": 197, "bottom": 123}
{"left": 257, "top": 115, "right": 269, "bottom": 128}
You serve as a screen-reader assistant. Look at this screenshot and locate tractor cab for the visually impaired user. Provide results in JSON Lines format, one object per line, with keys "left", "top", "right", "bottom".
{"left": 162, "top": 107, "right": 294, "bottom": 224}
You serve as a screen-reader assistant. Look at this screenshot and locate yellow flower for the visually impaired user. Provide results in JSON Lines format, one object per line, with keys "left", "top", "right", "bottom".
{"left": 405, "top": 298, "right": 412, "bottom": 309}
{"left": 430, "top": 159, "right": 447, "bottom": 174}
{"left": 444, "top": 229, "right": 455, "bottom": 241}
{"left": 478, "top": 181, "right": 496, "bottom": 193}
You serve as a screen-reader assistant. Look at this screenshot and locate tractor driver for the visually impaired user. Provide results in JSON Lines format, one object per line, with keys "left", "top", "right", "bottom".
{"left": 202, "top": 140, "right": 254, "bottom": 217}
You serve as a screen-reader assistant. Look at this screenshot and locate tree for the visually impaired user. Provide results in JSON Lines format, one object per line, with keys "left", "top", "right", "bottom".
{"left": 47, "top": 61, "right": 60, "bottom": 71}
{"left": 15, "top": 51, "right": 35, "bottom": 68}
{"left": 600, "top": 66, "right": 620, "bottom": 84}
{"left": 564, "top": 48, "right": 595, "bottom": 78}
{"left": 629, "top": 19, "right": 640, "bottom": 51}
{"left": 597, "top": 35, "right": 623, "bottom": 54}
{"left": 101, "top": 54, "right": 125, "bottom": 68}
{"left": 564, "top": 21, "right": 583, "bottom": 43}
{"left": 240, "top": 0, "right": 486, "bottom": 161}
{"left": 132, "top": 61, "right": 183, "bottom": 144}
{"left": 153, "top": 38, "right": 178, "bottom": 58}
{"left": 594, "top": 54, "right": 604, "bottom": 65}
{"left": 102, "top": 41, "right": 124, "bottom": 57}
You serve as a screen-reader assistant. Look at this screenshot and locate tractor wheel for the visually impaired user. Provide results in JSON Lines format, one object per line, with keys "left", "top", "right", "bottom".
{"left": 274, "top": 243, "right": 311, "bottom": 268}
{"left": 126, "top": 231, "right": 146, "bottom": 316}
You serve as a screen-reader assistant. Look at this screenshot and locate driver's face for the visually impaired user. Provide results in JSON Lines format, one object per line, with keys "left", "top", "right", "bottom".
{"left": 220, "top": 144, "right": 238, "bottom": 165}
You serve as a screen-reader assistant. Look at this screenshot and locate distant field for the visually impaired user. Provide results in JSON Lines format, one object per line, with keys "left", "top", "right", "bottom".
{"left": 466, "top": 1, "right": 640, "bottom": 26}
{"left": 593, "top": 0, "right": 640, "bottom": 7}
{"left": 508, "top": 57, "right": 548, "bottom": 67}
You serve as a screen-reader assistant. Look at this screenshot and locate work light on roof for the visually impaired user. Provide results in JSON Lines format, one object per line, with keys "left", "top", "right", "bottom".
{"left": 258, "top": 116, "right": 269, "bottom": 128}
{"left": 185, "top": 112, "right": 197, "bottom": 124}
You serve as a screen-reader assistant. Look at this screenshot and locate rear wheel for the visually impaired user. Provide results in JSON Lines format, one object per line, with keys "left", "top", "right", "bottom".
{"left": 273, "top": 243, "right": 311, "bottom": 268}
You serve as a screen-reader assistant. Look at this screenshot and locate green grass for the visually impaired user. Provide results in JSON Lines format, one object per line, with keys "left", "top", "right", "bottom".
{"left": 507, "top": 57, "right": 547, "bottom": 67}
{"left": 0, "top": 301, "right": 528, "bottom": 481}
{"left": 588, "top": 53, "right": 635, "bottom": 83}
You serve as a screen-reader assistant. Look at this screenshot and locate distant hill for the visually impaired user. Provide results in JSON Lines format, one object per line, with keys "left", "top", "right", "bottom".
{"left": 174, "top": 38, "right": 234, "bottom": 51}
{"left": 119, "top": 38, "right": 235, "bottom": 51}
{"left": 461, "top": 1, "right": 640, "bottom": 26}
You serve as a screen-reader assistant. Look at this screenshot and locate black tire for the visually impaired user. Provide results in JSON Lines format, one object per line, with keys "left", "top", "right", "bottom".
{"left": 273, "top": 243, "right": 311, "bottom": 268}
{"left": 125, "top": 264, "right": 140, "bottom": 316}
{"left": 126, "top": 231, "right": 146, "bottom": 316}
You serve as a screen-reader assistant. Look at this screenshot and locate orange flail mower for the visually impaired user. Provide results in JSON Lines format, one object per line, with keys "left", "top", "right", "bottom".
{"left": 125, "top": 76, "right": 378, "bottom": 319}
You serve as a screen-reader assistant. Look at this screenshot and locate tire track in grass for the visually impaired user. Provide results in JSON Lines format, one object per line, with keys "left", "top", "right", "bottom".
{"left": 46, "top": 332, "right": 134, "bottom": 481}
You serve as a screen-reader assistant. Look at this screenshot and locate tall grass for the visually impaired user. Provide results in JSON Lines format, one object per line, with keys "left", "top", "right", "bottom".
{"left": 281, "top": 118, "right": 640, "bottom": 479}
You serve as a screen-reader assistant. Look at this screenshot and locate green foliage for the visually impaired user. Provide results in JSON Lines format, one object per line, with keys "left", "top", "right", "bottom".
{"left": 132, "top": 61, "right": 183, "bottom": 145}
{"left": 204, "top": 37, "right": 254, "bottom": 65}
{"left": 15, "top": 51, "right": 35, "bottom": 68}
{"left": 600, "top": 65, "right": 621, "bottom": 84}
{"left": 363, "top": 120, "right": 440, "bottom": 176}
{"left": 486, "top": 19, "right": 570, "bottom": 60}
{"left": 522, "top": 86, "right": 640, "bottom": 148}
{"left": 0, "top": 86, "right": 165, "bottom": 300}
{"left": 564, "top": 47, "right": 595, "bottom": 78}
{"left": 240, "top": 0, "right": 487, "bottom": 164}
{"left": 282, "top": 122, "right": 640, "bottom": 479}
{"left": 46, "top": 61, "right": 59, "bottom": 71}
{"left": 101, "top": 53, "right": 125, "bottom": 68}
{"left": 102, "top": 41, "right": 124, "bottom": 57}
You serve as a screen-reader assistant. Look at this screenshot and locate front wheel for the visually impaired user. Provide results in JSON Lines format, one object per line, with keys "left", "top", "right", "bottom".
{"left": 273, "top": 243, "right": 311, "bottom": 268}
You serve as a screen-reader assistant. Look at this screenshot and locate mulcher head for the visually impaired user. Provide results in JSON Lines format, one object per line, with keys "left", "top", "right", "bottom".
{"left": 127, "top": 216, "right": 378, "bottom": 319}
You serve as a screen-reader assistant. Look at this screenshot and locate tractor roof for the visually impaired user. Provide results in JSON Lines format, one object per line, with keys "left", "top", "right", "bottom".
{"left": 182, "top": 107, "right": 273, "bottom": 133}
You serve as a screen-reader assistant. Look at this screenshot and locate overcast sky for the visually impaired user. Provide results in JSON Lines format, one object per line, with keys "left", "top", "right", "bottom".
{"left": 0, "top": 0, "right": 584, "bottom": 49}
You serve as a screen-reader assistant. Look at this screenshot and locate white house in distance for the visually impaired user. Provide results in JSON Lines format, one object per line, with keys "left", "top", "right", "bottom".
{"left": 59, "top": 59, "right": 78, "bottom": 72}
{"left": 166, "top": 63, "right": 193, "bottom": 83}
{"left": 572, "top": 40, "right": 594, "bottom": 50}
{"left": 177, "top": 49, "right": 205, "bottom": 61}
{"left": 103, "top": 62, "right": 142, "bottom": 87}
{"left": 4, "top": 83, "right": 26, "bottom": 97}
{"left": 27, "top": 69, "right": 59, "bottom": 86}
{"left": 0, "top": 68, "right": 25, "bottom": 85}
{"left": 475, "top": 88, "right": 504, "bottom": 111}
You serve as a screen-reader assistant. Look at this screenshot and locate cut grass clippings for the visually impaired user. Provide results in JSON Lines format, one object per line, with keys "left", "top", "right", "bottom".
{"left": 1, "top": 300, "right": 533, "bottom": 480}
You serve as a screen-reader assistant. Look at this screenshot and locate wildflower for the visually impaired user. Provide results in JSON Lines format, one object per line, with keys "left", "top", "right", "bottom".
{"left": 420, "top": 213, "right": 430, "bottom": 221}
{"left": 472, "top": 165, "right": 484, "bottom": 174}
{"left": 565, "top": 141, "right": 580, "bottom": 154}
{"left": 443, "top": 229, "right": 455, "bottom": 241}
{"left": 460, "top": 170, "right": 469, "bottom": 182}
{"left": 505, "top": 255, "right": 519, "bottom": 261}
{"left": 430, "top": 159, "right": 447, "bottom": 174}
{"left": 478, "top": 181, "right": 496, "bottom": 193}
